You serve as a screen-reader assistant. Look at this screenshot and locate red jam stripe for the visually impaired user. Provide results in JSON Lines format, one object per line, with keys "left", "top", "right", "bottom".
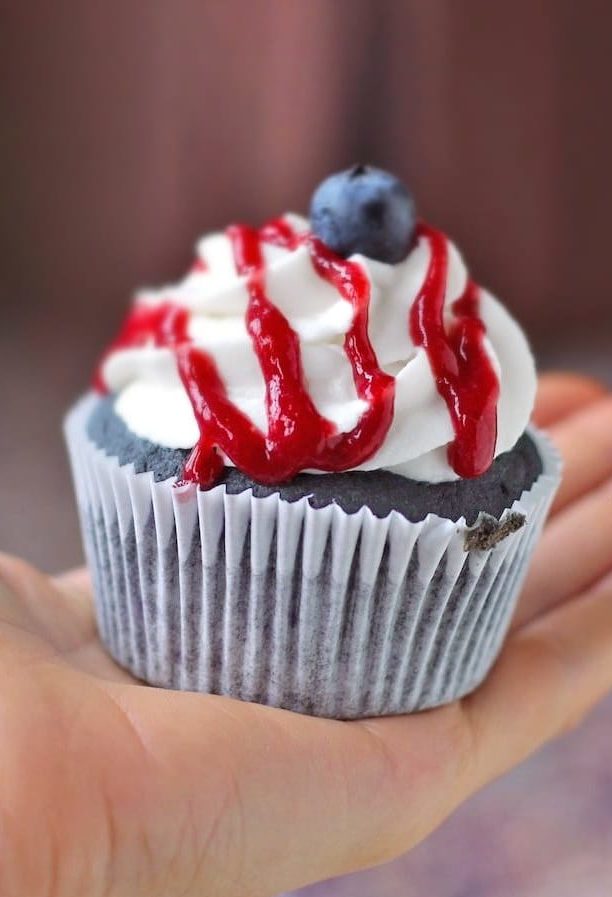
{"left": 409, "top": 223, "right": 499, "bottom": 478}
{"left": 304, "top": 236, "right": 396, "bottom": 470}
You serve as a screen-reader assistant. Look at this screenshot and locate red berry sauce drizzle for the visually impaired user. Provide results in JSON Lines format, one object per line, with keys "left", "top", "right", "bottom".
{"left": 92, "top": 302, "right": 190, "bottom": 393}
{"left": 410, "top": 223, "right": 499, "bottom": 478}
{"left": 96, "top": 220, "right": 499, "bottom": 486}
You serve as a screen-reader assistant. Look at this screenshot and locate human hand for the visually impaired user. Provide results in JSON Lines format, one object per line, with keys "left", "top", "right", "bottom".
{"left": 1, "top": 373, "right": 611, "bottom": 897}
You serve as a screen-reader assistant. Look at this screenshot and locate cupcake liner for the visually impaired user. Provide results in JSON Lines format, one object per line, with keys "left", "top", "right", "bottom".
{"left": 65, "top": 394, "right": 561, "bottom": 719}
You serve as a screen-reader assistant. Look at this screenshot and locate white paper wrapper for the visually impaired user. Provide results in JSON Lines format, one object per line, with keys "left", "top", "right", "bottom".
{"left": 65, "top": 394, "right": 561, "bottom": 719}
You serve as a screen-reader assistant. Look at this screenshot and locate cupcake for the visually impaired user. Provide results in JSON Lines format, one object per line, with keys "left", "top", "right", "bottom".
{"left": 65, "top": 165, "right": 560, "bottom": 719}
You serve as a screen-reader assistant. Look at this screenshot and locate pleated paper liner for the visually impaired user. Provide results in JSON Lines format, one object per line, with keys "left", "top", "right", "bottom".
{"left": 65, "top": 395, "right": 561, "bottom": 719}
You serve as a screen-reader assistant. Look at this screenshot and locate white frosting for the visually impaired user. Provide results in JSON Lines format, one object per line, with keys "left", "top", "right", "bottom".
{"left": 102, "top": 214, "right": 537, "bottom": 482}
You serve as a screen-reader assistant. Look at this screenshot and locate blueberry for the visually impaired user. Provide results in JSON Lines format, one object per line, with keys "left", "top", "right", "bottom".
{"left": 309, "top": 164, "right": 416, "bottom": 264}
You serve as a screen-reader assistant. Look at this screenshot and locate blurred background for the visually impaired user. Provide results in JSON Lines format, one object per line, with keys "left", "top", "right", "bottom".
{"left": 1, "top": 2, "right": 611, "bottom": 894}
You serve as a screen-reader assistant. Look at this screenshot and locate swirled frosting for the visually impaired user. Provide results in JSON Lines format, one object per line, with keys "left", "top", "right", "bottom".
{"left": 98, "top": 214, "right": 536, "bottom": 484}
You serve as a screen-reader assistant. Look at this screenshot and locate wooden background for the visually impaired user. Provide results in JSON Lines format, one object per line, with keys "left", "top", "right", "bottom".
{"left": 3, "top": 0, "right": 612, "bottom": 347}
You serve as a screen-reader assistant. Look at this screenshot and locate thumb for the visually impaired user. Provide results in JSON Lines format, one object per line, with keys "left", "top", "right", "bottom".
{"left": 104, "top": 683, "right": 472, "bottom": 896}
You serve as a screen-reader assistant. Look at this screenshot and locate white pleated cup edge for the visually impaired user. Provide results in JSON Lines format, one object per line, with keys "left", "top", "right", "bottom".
{"left": 64, "top": 393, "right": 562, "bottom": 717}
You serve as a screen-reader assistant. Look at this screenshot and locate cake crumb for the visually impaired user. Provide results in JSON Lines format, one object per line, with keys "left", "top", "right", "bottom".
{"left": 464, "top": 511, "right": 526, "bottom": 551}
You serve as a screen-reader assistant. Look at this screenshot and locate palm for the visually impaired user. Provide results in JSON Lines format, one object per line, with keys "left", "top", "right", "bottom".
{"left": 1, "top": 372, "right": 611, "bottom": 897}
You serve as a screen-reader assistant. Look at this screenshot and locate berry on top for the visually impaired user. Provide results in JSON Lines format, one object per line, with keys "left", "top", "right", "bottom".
{"left": 309, "top": 164, "right": 416, "bottom": 264}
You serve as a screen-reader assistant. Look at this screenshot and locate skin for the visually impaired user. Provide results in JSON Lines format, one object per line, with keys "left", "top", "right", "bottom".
{"left": 0, "top": 372, "right": 611, "bottom": 897}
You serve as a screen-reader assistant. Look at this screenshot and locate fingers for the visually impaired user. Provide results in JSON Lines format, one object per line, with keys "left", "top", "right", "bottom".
{"left": 533, "top": 372, "right": 608, "bottom": 428}
{"left": 53, "top": 567, "right": 93, "bottom": 610}
{"left": 515, "top": 476, "right": 612, "bottom": 628}
{"left": 51, "top": 568, "right": 137, "bottom": 682}
{"left": 464, "top": 570, "right": 612, "bottom": 788}
{"left": 547, "top": 395, "right": 612, "bottom": 515}
{"left": 514, "top": 390, "right": 612, "bottom": 629}
{"left": 52, "top": 567, "right": 93, "bottom": 631}
{"left": 0, "top": 552, "right": 64, "bottom": 634}
{"left": 0, "top": 552, "right": 95, "bottom": 653}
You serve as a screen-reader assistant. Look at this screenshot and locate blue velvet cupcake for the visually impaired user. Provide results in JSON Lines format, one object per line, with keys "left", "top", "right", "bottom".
{"left": 65, "top": 167, "right": 560, "bottom": 718}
